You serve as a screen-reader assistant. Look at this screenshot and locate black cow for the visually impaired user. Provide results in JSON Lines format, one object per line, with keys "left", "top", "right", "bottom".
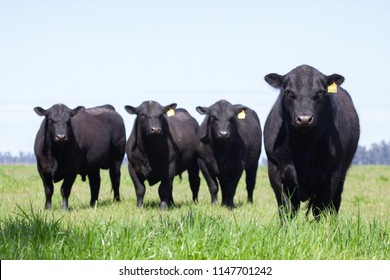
{"left": 34, "top": 104, "right": 126, "bottom": 210}
{"left": 196, "top": 100, "right": 262, "bottom": 209}
{"left": 264, "top": 64, "right": 360, "bottom": 220}
{"left": 124, "top": 101, "right": 200, "bottom": 209}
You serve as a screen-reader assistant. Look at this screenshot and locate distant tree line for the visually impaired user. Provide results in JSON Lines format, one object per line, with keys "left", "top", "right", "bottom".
{"left": 352, "top": 140, "right": 390, "bottom": 165}
{"left": 0, "top": 151, "right": 130, "bottom": 165}
{"left": 0, "top": 140, "right": 389, "bottom": 165}
{"left": 0, "top": 151, "right": 36, "bottom": 164}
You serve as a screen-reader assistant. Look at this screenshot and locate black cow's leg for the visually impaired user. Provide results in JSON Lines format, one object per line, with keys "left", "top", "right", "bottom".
{"left": 220, "top": 180, "right": 234, "bottom": 209}
{"left": 128, "top": 163, "right": 146, "bottom": 208}
{"left": 331, "top": 171, "right": 346, "bottom": 214}
{"left": 109, "top": 160, "right": 121, "bottom": 202}
{"left": 168, "top": 177, "right": 175, "bottom": 206}
{"left": 221, "top": 170, "right": 243, "bottom": 209}
{"left": 312, "top": 187, "right": 334, "bottom": 221}
{"left": 269, "top": 162, "right": 299, "bottom": 223}
{"left": 268, "top": 162, "right": 284, "bottom": 216}
{"left": 220, "top": 179, "right": 231, "bottom": 208}
{"left": 60, "top": 173, "right": 77, "bottom": 210}
{"left": 158, "top": 180, "right": 170, "bottom": 210}
{"left": 188, "top": 160, "right": 200, "bottom": 202}
{"left": 245, "top": 164, "right": 258, "bottom": 203}
{"left": 312, "top": 196, "right": 331, "bottom": 220}
{"left": 284, "top": 184, "right": 300, "bottom": 217}
{"left": 282, "top": 164, "right": 300, "bottom": 219}
{"left": 37, "top": 164, "right": 54, "bottom": 209}
{"left": 88, "top": 169, "right": 101, "bottom": 207}
{"left": 332, "top": 182, "right": 344, "bottom": 214}
{"left": 198, "top": 159, "right": 218, "bottom": 205}
{"left": 312, "top": 170, "right": 343, "bottom": 220}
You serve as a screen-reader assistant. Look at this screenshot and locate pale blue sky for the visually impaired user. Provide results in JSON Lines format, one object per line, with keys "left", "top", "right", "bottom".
{"left": 1, "top": 0, "right": 389, "bottom": 155}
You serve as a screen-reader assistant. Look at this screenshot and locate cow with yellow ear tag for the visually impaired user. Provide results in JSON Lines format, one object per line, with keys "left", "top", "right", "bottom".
{"left": 124, "top": 100, "right": 200, "bottom": 210}
{"left": 264, "top": 64, "right": 360, "bottom": 222}
{"left": 196, "top": 99, "right": 262, "bottom": 209}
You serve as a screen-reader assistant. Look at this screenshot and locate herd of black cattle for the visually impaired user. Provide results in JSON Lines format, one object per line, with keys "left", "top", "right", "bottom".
{"left": 33, "top": 65, "right": 360, "bottom": 221}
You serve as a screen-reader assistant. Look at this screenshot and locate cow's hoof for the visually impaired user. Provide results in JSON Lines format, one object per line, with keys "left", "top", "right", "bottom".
{"left": 160, "top": 201, "right": 168, "bottom": 210}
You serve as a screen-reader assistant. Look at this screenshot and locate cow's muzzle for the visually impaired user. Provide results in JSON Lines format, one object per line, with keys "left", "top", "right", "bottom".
{"left": 295, "top": 115, "right": 314, "bottom": 127}
{"left": 149, "top": 126, "right": 162, "bottom": 135}
{"left": 216, "top": 130, "right": 231, "bottom": 141}
{"left": 55, "top": 134, "right": 68, "bottom": 142}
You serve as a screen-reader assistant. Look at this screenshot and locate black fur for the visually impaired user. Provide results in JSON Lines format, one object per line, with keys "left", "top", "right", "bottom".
{"left": 264, "top": 65, "right": 360, "bottom": 221}
{"left": 34, "top": 104, "right": 126, "bottom": 210}
{"left": 125, "top": 101, "right": 200, "bottom": 209}
{"left": 196, "top": 100, "right": 262, "bottom": 208}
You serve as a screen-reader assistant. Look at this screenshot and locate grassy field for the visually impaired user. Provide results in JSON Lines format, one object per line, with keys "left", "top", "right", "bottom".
{"left": 0, "top": 165, "right": 389, "bottom": 260}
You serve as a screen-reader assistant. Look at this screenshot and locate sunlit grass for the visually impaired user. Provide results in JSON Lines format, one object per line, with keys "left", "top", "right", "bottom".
{"left": 0, "top": 165, "right": 389, "bottom": 259}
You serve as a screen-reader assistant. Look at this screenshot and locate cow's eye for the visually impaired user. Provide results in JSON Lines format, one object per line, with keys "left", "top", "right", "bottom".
{"left": 314, "top": 90, "right": 326, "bottom": 100}
{"left": 211, "top": 115, "right": 219, "bottom": 121}
{"left": 285, "top": 89, "right": 296, "bottom": 99}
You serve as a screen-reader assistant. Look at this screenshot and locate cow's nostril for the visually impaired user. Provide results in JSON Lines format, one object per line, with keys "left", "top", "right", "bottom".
{"left": 218, "top": 131, "right": 229, "bottom": 138}
{"left": 150, "top": 127, "right": 161, "bottom": 134}
{"left": 296, "top": 115, "right": 313, "bottom": 126}
{"left": 55, "top": 134, "right": 67, "bottom": 141}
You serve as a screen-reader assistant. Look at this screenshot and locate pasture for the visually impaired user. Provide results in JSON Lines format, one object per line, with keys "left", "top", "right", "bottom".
{"left": 0, "top": 165, "right": 389, "bottom": 260}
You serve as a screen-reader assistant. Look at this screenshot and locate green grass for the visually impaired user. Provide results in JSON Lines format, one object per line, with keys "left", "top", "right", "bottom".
{"left": 0, "top": 165, "right": 389, "bottom": 259}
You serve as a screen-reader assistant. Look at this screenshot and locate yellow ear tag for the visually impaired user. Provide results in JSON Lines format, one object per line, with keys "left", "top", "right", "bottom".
{"left": 237, "top": 110, "right": 246, "bottom": 120}
{"left": 327, "top": 82, "right": 338, "bottom": 93}
{"left": 167, "top": 108, "right": 175, "bottom": 117}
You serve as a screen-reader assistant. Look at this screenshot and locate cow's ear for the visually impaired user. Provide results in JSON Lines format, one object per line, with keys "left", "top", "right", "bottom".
{"left": 125, "top": 105, "right": 137, "bottom": 115}
{"left": 327, "top": 74, "right": 345, "bottom": 86}
{"left": 196, "top": 106, "right": 209, "bottom": 115}
{"left": 265, "top": 73, "right": 283, "bottom": 89}
{"left": 163, "top": 103, "right": 177, "bottom": 114}
{"left": 72, "top": 106, "right": 85, "bottom": 116}
{"left": 234, "top": 104, "right": 248, "bottom": 119}
{"left": 34, "top": 107, "right": 47, "bottom": 116}
{"left": 197, "top": 114, "right": 210, "bottom": 143}
{"left": 234, "top": 104, "right": 247, "bottom": 113}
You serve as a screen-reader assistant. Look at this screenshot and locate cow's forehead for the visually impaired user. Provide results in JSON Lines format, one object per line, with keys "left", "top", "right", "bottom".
{"left": 48, "top": 104, "right": 72, "bottom": 119}
{"left": 286, "top": 67, "right": 326, "bottom": 90}
{"left": 210, "top": 101, "right": 235, "bottom": 118}
{"left": 139, "top": 101, "right": 163, "bottom": 115}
